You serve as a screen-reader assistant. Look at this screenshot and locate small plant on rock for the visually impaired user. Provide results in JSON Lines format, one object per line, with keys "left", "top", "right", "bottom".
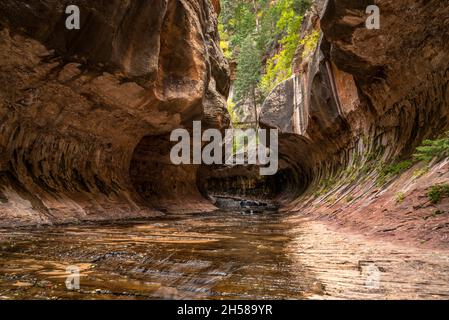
{"left": 413, "top": 135, "right": 449, "bottom": 163}
{"left": 427, "top": 184, "right": 449, "bottom": 204}
{"left": 395, "top": 192, "right": 405, "bottom": 203}
{"left": 412, "top": 166, "right": 429, "bottom": 179}
{"left": 383, "top": 161, "right": 413, "bottom": 176}
{"left": 377, "top": 160, "right": 413, "bottom": 186}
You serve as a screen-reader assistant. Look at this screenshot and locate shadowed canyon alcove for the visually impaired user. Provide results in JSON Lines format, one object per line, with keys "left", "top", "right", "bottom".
{"left": 0, "top": 0, "right": 448, "bottom": 232}
{"left": 130, "top": 134, "right": 216, "bottom": 213}
{"left": 1, "top": 0, "right": 449, "bottom": 302}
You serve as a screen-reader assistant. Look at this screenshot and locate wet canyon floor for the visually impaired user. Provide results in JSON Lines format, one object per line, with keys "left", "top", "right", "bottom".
{"left": 0, "top": 210, "right": 449, "bottom": 300}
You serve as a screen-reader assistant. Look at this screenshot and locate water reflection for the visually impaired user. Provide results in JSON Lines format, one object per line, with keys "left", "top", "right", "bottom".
{"left": 0, "top": 211, "right": 448, "bottom": 299}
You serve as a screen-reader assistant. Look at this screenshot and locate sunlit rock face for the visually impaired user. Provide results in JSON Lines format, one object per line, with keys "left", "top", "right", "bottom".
{"left": 259, "top": 78, "right": 299, "bottom": 133}
{"left": 0, "top": 0, "right": 229, "bottom": 226}
{"left": 0, "top": 0, "right": 448, "bottom": 229}
{"left": 248, "top": 0, "right": 449, "bottom": 205}
{"left": 223, "top": 0, "right": 449, "bottom": 245}
{"left": 204, "top": 0, "right": 449, "bottom": 225}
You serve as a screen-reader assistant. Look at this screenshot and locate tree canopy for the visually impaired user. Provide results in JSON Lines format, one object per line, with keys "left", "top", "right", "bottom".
{"left": 219, "top": 0, "right": 312, "bottom": 106}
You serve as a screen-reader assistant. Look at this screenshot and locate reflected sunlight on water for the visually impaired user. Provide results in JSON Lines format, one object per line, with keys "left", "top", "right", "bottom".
{"left": 0, "top": 211, "right": 448, "bottom": 300}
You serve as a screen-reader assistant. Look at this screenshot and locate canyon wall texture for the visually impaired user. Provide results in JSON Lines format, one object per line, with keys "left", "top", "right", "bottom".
{"left": 0, "top": 0, "right": 230, "bottom": 226}
{"left": 1, "top": 0, "right": 448, "bottom": 250}
{"left": 202, "top": 0, "right": 449, "bottom": 247}
{"left": 256, "top": 0, "right": 449, "bottom": 247}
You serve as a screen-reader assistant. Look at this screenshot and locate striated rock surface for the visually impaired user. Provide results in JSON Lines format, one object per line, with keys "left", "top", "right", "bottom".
{"left": 259, "top": 0, "right": 449, "bottom": 247}
{"left": 0, "top": 0, "right": 230, "bottom": 226}
{"left": 1, "top": 0, "right": 449, "bottom": 250}
{"left": 204, "top": 0, "right": 449, "bottom": 247}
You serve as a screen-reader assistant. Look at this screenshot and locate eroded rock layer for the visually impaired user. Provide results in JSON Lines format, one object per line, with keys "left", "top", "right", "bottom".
{"left": 0, "top": 0, "right": 229, "bottom": 226}
{"left": 1, "top": 0, "right": 449, "bottom": 246}
{"left": 202, "top": 0, "right": 449, "bottom": 246}
{"left": 265, "top": 0, "right": 449, "bottom": 188}
{"left": 264, "top": 0, "right": 449, "bottom": 246}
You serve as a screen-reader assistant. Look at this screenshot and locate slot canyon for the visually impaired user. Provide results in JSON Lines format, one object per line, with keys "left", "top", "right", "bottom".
{"left": 0, "top": 0, "right": 449, "bottom": 300}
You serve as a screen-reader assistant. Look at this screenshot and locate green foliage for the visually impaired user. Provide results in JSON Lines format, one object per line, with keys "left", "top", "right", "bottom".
{"left": 219, "top": 0, "right": 312, "bottom": 104}
{"left": 412, "top": 166, "right": 429, "bottom": 179}
{"left": 226, "top": 100, "right": 239, "bottom": 125}
{"left": 260, "top": 0, "right": 309, "bottom": 95}
{"left": 255, "top": 3, "right": 280, "bottom": 52}
{"left": 374, "top": 133, "right": 449, "bottom": 186}
{"left": 327, "top": 195, "right": 337, "bottom": 204}
{"left": 314, "top": 176, "right": 336, "bottom": 197}
{"left": 423, "top": 209, "right": 446, "bottom": 220}
{"left": 218, "top": 24, "right": 232, "bottom": 59}
{"left": 259, "top": 53, "right": 291, "bottom": 96}
{"left": 377, "top": 160, "right": 413, "bottom": 186}
{"left": 395, "top": 192, "right": 405, "bottom": 203}
{"left": 301, "top": 30, "right": 320, "bottom": 59}
{"left": 383, "top": 161, "right": 413, "bottom": 176}
{"left": 413, "top": 136, "right": 449, "bottom": 163}
{"left": 427, "top": 184, "right": 449, "bottom": 204}
{"left": 233, "top": 137, "right": 240, "bottom": 154}
{"left": 234, "top": 36, "right": 262, "bottom": 102}
{"left": 230, "top": 4, "right": 257, "bottom": 49}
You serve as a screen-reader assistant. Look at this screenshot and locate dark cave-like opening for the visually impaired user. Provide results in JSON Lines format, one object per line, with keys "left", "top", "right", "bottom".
{"left": 129, "top": 134, "right": 215, "bottom": 213}
{"left": 129, "top": 133, "right": 315, "bottom": 212}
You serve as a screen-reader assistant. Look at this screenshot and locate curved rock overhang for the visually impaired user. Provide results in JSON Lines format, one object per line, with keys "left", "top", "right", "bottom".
{"left": 0, "top": 0, "right": 448, "bottom": 226}
{"left": 0, "top": 0, "right": 230, "bottom": 225}
{"left": 286, "top": 0, "right": 449, "bottom": 205}
{"left": 201, "top": 0, "right": 449, "bottom": 208}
